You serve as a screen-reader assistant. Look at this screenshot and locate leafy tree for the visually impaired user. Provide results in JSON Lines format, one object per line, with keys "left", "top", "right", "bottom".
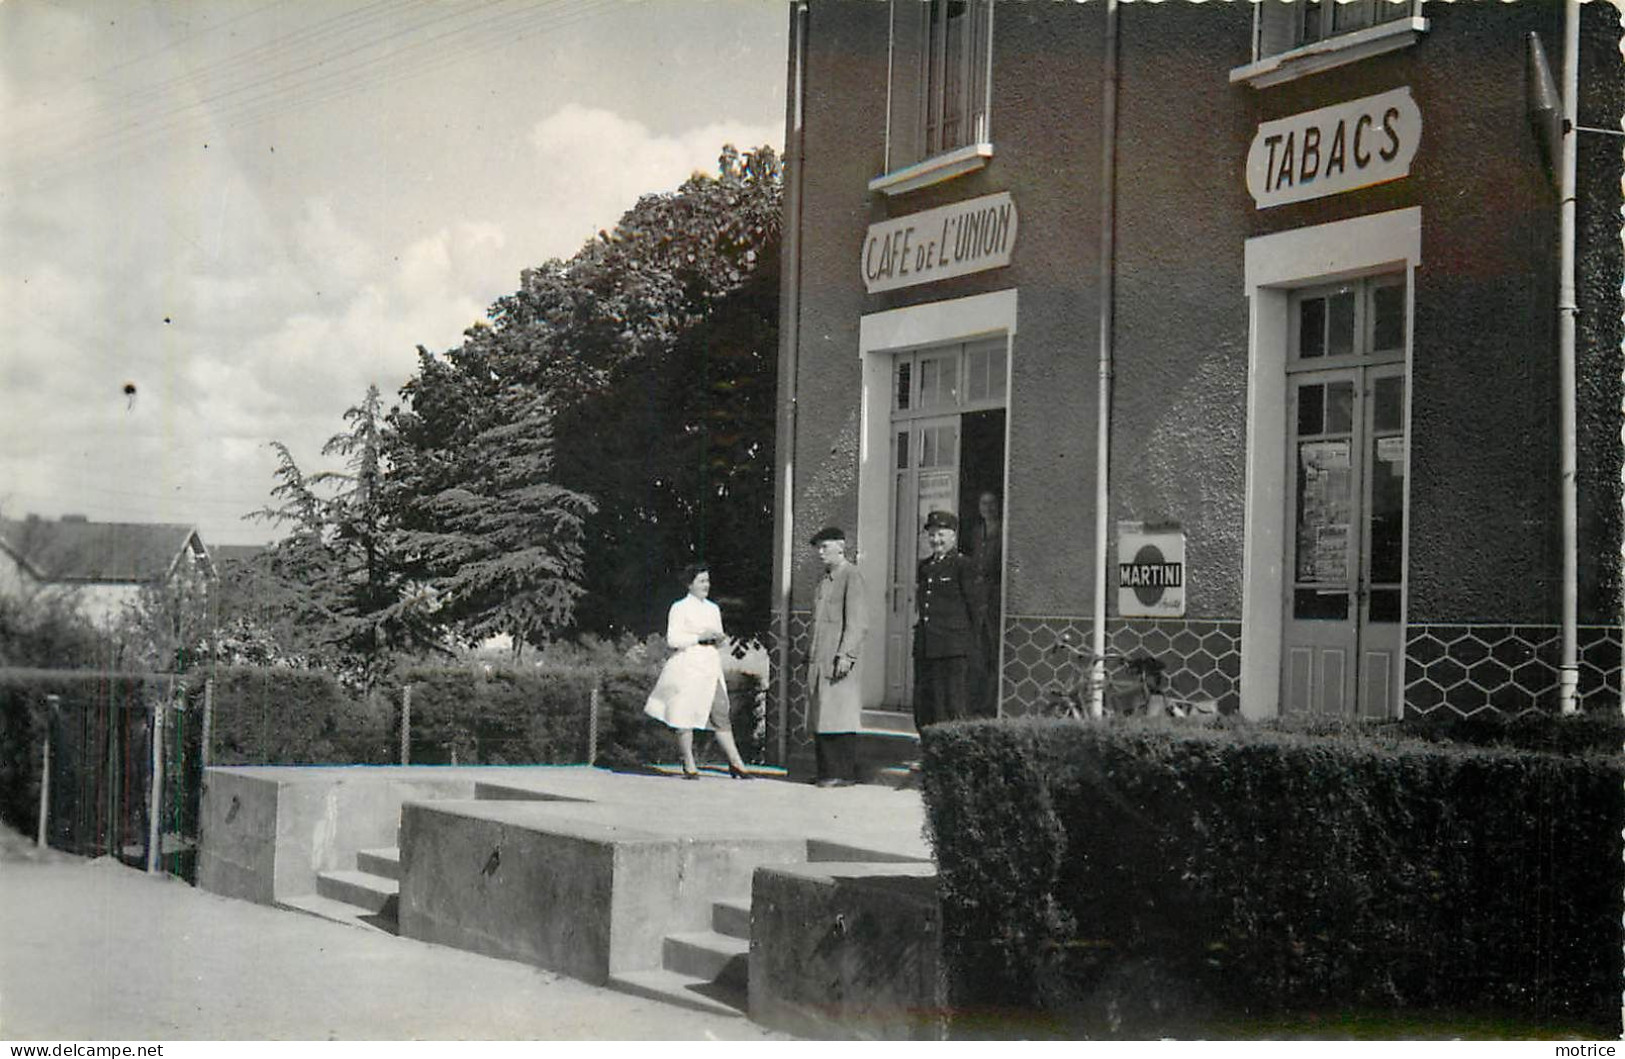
{"left": 389, "top": 384, "right": 595, "bottom": 659}
{"left": 250, "top": 386, "right": 441, "bottom": 687}
{"left": 396, "top": 145, "right": 782, "bottom": 640}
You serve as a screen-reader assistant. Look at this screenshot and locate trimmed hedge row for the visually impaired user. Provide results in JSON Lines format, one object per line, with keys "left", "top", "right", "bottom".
{"left": 921, "top": 716, "right": 1624, "bottom": 1036}
{"left": 196, "top": 666, "right": 392, "bottom": 766}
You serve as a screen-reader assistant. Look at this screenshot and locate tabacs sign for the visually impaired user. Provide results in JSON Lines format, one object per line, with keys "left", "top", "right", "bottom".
{"left": 861, "top": 192, "right": 1018, "bottom": 294}
{"left": 1246, "top": 87, "right": 1421, "bottom": 209}
{"left": 1117, "top": 522, "right": 1185, "bottom": 619}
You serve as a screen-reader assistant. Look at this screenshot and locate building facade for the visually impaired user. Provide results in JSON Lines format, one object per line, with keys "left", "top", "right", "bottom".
{"left": 768, "top": 0, "right": 1624, "bottom": 757}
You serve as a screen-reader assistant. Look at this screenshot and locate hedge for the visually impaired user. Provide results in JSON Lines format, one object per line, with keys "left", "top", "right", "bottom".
{"left": 198, "top": 666, "right": 392, "bottom": 766}
{"left": 921, "top": 716, "right": 1624, "bottom": 1037}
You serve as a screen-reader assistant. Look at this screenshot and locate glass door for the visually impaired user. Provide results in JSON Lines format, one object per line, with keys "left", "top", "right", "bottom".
{"left": 1281, "top": 273, "right": 1407, "bottom": 718}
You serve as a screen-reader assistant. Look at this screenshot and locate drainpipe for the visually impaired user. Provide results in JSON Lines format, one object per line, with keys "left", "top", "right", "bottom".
{"left": 1556, "top": 0, "right": 1580, "bottom": 713}
{"left": 1089, "top": 0, "right": 1121, "bottom": 718}
{"left": 776, "top": 0, "right": 809, "bottom": 760}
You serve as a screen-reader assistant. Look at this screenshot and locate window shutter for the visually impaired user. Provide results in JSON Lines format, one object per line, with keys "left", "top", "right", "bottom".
{"left": 1257, "top": 0, "right": 1298, "bottom": 59}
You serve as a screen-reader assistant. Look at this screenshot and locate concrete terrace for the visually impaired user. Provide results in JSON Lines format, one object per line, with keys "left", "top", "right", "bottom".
{"left": 197, "top": 765, "right": 944, "bottom": 1037}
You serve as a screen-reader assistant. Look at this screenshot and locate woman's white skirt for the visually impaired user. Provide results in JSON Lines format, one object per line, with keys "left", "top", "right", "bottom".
{"left": 644, "top": 646, "right": 728, "bottom": 730}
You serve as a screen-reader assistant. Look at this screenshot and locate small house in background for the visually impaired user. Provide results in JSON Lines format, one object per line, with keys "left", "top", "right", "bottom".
{"left": 0, "top": 513, "right": 216, "bottom": 627}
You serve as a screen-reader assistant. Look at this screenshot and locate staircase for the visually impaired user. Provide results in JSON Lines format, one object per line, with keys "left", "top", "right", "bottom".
{"left": 279, "top": 846, "right": 402, "bottom": 935}
{"left": 607, "top": 895, "right": 752, "bottom": 1017}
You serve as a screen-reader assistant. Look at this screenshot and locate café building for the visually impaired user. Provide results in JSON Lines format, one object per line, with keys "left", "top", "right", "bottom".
{"left": 768, "top": 0, "right": 1623, "bottom": 760}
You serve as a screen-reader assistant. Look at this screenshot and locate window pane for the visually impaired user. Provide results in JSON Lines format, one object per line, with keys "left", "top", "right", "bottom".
{"left": 1333, "top": 0, "right": 1374, "bottom": 33}
{"left": 1373, "top": 375, "right": 1404, "bottom": 432}
{"left": 1375, "top": 0, "right": 1410, "bottom": 24}
{"left": 1298, "top": 298, "right": 1325, "bottom": 359}
{"left": 896, "top": 361, "right": 912, "bottom": 411}
{"left": 966, "top": 347, "right": 988, "bottom": 402}
{"left": 1299, "top": 0, "right": 1325, "bottom": 44}
{"left": 1369, "top": 426, "right": 1405, "bottom": 584}
{"left": 921, "top": 425, "right": 936, "bottom": 467}
{"left": 1326, "top": 381, "right": 1354, "bottom": 434}
{"left": 1294, "top": 589, "right": 1350, "bottom": 620}
{"left": 1297, "top": 384, "right": 1325, "bottom": 436}
{"left": 896, "top": 430, "right": 909, "bottom": 471}
{"left": 1294, "top": 439, "right": 1352, "bottom": 583}
{"left": 1327, "top": 289, "right": 1356, "bottom": 357}
{"left": 1371, "top": 281, "right": 1405, "bottom": 352}
{"left": 1368, "top": 588, "right": 1401, "bottom": 622}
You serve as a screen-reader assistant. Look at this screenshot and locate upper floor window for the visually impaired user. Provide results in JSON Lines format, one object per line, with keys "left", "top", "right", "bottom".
{"left": 872, "top": 0, "right": 995, "bottom": 197}
{"left": 1232, "top": 0, "right": 1427, "bottom": 89}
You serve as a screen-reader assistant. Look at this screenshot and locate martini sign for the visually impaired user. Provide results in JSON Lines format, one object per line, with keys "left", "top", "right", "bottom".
{"left": 1117, "top": 522, "right": 1186, "bottom": 619}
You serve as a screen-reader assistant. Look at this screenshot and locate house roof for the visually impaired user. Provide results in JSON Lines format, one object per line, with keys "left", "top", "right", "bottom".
{"left": 209, "top": 543, "right": 268, "bottom": 567}
{"left": 0, "top": 516, "right": 211, "bottom": 584}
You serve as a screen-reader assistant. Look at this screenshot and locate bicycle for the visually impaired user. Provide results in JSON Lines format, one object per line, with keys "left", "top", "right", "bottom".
{"left": 1041, "top": 630, "right": 1219, "bottom": 721}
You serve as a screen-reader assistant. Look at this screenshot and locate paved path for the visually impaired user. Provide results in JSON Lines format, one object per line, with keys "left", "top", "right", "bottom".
{"left": 0, "top": 834, "right": 783, "bottom": 1041}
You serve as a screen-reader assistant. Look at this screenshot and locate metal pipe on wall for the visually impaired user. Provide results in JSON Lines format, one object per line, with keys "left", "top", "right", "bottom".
{"left": 1090, "top": 0, "right": 1121, "bottom": 718}
{"left": 776, "top": 0, "right": 809, "bottom": 762}
{"left": 1557, "top": 0, "right": 1580, "bottom": 713}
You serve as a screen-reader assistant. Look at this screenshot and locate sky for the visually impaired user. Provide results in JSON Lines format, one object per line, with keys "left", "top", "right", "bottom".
{"left": 0, "top": 0, "right": 788, "bottom": 546}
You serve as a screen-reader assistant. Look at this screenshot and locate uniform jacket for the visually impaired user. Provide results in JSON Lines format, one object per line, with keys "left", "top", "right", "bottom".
{"left": 644, "top": 594, "right": 729, "bottom": 729}
{"left": 808, "top": 560, "right": 868, "bottom": 734}
{"left": 915, "top": 552, "right": 985, "bottom": 659}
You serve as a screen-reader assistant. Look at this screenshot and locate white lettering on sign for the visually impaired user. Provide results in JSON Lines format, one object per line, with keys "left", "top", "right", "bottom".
{"left": 1246, "top": 87, "right": 1421, "bottom": 209}
{"left": 1117, "top": 522, "right": 1186, "bottom": 619}
{"left": 862, "top": 192, "right": 1018, "bottom": 294}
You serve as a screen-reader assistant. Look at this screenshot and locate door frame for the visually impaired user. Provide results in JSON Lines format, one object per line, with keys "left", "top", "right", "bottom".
{"left": 857, "top": 288, "right": 1018, "bottom": 713}
{"left": 1240, "top": 208, "right": 1419, "bottom": 720}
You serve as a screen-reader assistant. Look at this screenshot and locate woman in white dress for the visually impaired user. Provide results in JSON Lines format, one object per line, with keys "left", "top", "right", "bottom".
{"left": 643, "top": 563, "right": 754, "bottom": 780}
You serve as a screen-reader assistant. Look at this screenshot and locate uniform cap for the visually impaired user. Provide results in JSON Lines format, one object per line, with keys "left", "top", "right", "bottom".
{"left": 809, "top": 526, "right": 846, "bottom": 545}
{"left": 923, "top": 510, "right": 958, "bottom": 532}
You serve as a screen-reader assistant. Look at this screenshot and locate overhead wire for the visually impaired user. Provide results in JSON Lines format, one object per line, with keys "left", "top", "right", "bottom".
{"left": 4, "top": 0, "right": 620, "bottom": 188}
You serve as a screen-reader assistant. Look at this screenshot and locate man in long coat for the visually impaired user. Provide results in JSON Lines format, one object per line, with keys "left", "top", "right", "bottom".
{"left": 807, "top": 525, "right": 868, "bottom": 787}
{"left": 914, "top": 510, "right": 985, "bottom": 728}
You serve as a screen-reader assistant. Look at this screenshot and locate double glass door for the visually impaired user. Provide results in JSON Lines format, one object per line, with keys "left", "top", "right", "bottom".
{"left": 1282, "top": 275, "right": 1407, "bottom": 718}
{"left": 883, "top": 339, "right": 1007, "bottom": 709}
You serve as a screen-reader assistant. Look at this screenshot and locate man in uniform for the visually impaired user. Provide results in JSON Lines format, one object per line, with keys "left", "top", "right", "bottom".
{"left": 807, "top": 526, "right": 868, "bottom": 787}
{"left": 913, "top": 510, "right": 984, "bottom": 728}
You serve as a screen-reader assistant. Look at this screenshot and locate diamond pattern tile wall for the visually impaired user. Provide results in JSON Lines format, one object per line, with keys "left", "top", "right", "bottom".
{"left": 1404, "top": 623, "right": 1622, "bottom": 717}
{"left": 1002, "top": 616, "right": 1242, "bottom": 715}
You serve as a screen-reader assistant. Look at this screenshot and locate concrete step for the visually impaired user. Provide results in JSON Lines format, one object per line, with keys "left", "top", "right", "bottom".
{"left": 356, "top": 847, "right": 400, "bottom": 880}
{"left": 862, "top": 708, "right": 917, "bottom": 734}
{"left": 664, "top": 930, "right": 750, "bottom": 989}
{"left": 711, "top": 896, "right": 751, "bottom": 940}
{"left": 316, "top": 868, "right": 400, "bottom": 916}
{"left": 607, "top": 968, "right": 747, "bottom": 1018}
{"left": 876, "top": 763, "right": 922, "bottom": 791}
{"left": 278, "top": 892, "right": 398, "bottom": 935}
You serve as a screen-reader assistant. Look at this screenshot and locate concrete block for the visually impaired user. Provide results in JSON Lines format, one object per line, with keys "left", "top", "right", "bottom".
{"left": 749, "top": 861, "right": 947, "bottom": 1041}
{"left": 196, "top": 769, "right": 280, "bottom": 904}
{"left": 395, "top": 799, "right": 808, "bottom": 984}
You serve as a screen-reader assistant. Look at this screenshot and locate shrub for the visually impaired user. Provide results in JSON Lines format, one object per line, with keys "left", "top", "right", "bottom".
{"left": 395, "top": 665, "right": 598, "bottom": 766}
{"left": 922, "top": 717, "right": 1624, "bottom": 1036}
{"left": 197, "top": 665, "right": 391, "bottom": 765}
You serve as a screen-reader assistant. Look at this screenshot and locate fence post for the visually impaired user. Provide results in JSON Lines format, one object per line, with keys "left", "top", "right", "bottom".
{"left": 146, "top": 696, "right": 165, "bottom": 875}
{"left": 587, "top": 679, "right": 601, "bottom": 765}
{"left": 201, "top": 677, "right": 214, "bottom": 769}
{"left": 37, "top": 694, "right": 58, "bottom": 849}
{"left": 400, "top": 684, "right": 412, "bottom": 766}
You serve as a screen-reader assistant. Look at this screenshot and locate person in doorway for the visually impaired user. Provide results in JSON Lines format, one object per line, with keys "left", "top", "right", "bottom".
{"left": 913, "top": 510, "right": 985, "bottom": 728}
{"left": 644, "top": 563, "right": 754, "bottom": 780}
{"left": 967, "top": 490, "right": 1004, "bottom": 716}
{"left": 806, "top": 526, "right": 868, "bottom": 788}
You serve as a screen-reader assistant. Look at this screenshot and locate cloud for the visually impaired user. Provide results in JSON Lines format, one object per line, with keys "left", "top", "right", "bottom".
{"left": 524, "top": 104, "right": 782, "bottom": 257}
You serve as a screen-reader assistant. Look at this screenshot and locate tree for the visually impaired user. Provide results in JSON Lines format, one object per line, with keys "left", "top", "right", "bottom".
{"left": 396, "top": 144, "right": 782, "bottom": 640}
{"left": 250, "top": 386, "right": 441, "bottom": 686}
{"left": 389, "top": 384, "right": 595, "bottom": 659}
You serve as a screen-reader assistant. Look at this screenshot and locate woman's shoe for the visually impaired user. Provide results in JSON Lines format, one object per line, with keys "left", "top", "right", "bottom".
{"left": 728, "top": 764, "right": 754, "bottom": 780}
{"left": 681, "top": 768, "right": 701, "bottom": 780}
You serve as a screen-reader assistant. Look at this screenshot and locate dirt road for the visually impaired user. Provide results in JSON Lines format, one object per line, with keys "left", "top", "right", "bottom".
{"left": 0, "top": 828, "right": 781, "bottom": 1041}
